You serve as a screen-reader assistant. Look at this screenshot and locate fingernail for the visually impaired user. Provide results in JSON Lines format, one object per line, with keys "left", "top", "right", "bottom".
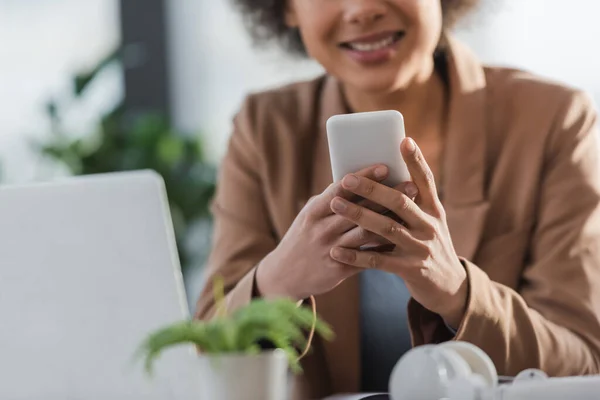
{"left": 374, "top": 166, "right": 388, "bottom": 179}
{"left": 331, "top": 198, "right": 347, "bottom": 212}
{"left": 343, "top": 174, "right": 359, "bottom": 188}
{"left": 405, "top": 182, "right": 418, "bottom": 198}
{"left": 405, "top": 138, "right": 416, "bottom": 154}
{"left": 331, "top": 247, "right": 348, "bottom": 262}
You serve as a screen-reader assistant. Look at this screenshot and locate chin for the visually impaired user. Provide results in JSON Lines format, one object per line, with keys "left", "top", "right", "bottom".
{"left": 341, "top": 72, "right": 409, "bottom": 95}
{"left": 328, "top": 56, "right": 415, "bottom": 95}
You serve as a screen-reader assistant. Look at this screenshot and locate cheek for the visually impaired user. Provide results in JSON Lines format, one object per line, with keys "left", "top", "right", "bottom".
{"left": 292, "top": 3, "right": 340, "bottom": 61}
{"left": 414, "top": 0, "right": 443, "bottom": 45}
{"left": 298, "top": 24, "right": 330, "bottom": 59}
{"left": 393, "top": 0, "right": 443, "bottom": 54}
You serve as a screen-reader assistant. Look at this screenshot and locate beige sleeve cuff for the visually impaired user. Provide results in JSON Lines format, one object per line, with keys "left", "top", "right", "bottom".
{"left": 408, "top": 257, "right": 476, "bottom": 346}
{"left": 222, "top": 266, "right": 258, "bottom": 315}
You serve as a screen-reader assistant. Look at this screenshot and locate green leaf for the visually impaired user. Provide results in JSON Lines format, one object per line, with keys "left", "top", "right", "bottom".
{"left": 135, "top": 321, "right": 207, "bottom": 374}
{"left": 74, "top": 47, "right": 121, "bottom": 95}
{"left": 157, "top": 136, "right": 184, "bottom": 165}
{"left": 135, "top": 294, "right": 334, "bottom": 376}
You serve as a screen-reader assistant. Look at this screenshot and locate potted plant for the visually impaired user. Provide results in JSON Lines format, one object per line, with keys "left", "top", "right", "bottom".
{"left": 136, "top": 279, "right": 333, "bottom": 399}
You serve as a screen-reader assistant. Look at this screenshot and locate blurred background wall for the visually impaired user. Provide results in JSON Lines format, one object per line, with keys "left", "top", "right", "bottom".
{"left": 0, "top": 0, "right": 121, "bottom": 182}
{"left": 2, "top": 0, "right": 600, "bottom": 308}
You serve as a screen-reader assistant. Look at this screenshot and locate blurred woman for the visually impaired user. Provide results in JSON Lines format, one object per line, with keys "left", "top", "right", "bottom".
{"left": 196, "top": 0, "right": 600, "bottom": 398}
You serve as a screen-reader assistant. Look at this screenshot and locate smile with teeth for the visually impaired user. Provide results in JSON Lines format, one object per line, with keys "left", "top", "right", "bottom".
{"left": 344, "top": 33, "right": 402, "bottom": 52}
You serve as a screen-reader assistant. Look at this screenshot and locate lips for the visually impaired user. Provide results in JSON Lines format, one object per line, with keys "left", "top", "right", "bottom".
{"left": 339, "top": 31, "right": 405, "bottom": 64}
{"left": 340, "top": 31, "right": 405, "bottom": 52}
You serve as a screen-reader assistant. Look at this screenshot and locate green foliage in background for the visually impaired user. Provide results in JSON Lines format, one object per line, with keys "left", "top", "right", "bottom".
{"left": 136, "top": 278, "right": 334, "bottom": 374}
{"left": 35, "top": 48, "right": 216, "bottom": 271}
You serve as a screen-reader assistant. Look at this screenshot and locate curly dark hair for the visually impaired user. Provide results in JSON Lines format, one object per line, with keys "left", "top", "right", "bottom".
{"left": 233, "top": 0, "right": 481, "bottom": 55}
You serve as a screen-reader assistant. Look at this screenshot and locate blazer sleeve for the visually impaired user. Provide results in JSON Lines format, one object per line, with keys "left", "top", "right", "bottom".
{"left": 194, "top": 97, "right": 278, "bottom": 320}
{"left": 409, "top": 90, "right": 600, "bottom": 376}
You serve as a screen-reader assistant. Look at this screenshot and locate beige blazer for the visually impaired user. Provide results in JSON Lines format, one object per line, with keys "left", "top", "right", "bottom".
{"left": 195, "top": 37, "right": 600, "bottom": 399}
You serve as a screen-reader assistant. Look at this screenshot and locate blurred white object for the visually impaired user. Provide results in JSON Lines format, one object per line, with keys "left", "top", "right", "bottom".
{"left": 324, "top": 395, "right": 386, "bottom": 400}
{"left": 198, "top": 349, "right": 288, "bottom": 400}
{"left": 0, "top": 171, "right": 200, "bottom": 399}
{"left": 389, "top": 341, "right": 600, "bottom": 400}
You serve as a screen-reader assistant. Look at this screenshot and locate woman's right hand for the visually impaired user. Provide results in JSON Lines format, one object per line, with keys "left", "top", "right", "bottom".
{"left": 255, "top": 164, "right": 416, "bottom": 301}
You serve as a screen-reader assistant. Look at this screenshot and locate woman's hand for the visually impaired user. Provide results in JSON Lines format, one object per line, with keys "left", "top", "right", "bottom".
{"left": 256, "top": 164, "right": 415, "bottom": 302}
{"left": 329, "top": 138, "right": 469, "bottom": 328}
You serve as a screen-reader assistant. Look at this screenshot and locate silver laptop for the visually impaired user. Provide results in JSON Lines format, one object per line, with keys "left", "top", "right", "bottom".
{"left": 0, "top": 171, "right": 200, "bottom": 399}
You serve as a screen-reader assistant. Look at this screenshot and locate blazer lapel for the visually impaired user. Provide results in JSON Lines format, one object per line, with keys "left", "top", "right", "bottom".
{"left": 441, "top": 37, "right": 490, "bottom": 260}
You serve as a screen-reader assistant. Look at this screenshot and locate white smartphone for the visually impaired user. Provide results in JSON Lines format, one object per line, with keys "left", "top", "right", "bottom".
{"left": 326, "top": 110, "right": 411, "bottom": 187}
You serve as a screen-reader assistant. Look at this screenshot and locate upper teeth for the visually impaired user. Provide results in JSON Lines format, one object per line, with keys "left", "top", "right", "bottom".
{"left": 348, "top": 36, "right": 395, "bottom": 52}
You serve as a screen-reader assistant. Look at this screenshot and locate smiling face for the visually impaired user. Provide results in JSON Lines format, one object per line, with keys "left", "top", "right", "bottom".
{"left": 285, "top": 0, "right": 444, "bottom": 93}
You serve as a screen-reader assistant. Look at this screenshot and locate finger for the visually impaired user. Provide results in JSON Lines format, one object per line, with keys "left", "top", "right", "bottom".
{"left": 340, "top": 174, "right": 426, "bottom": 229}
{"left": 325, "top": 211, "right": 402, "bottom": 237}
{"left": 309, "top": 164, "right": 389, "bottom": 218}
{"left": 358, "top": 181, "right": 419, "bottom": 214}
{"left": 337, "top": 226, "right": 392, "bottom": 249}
{"left": 330, "top": 197, "right": 417, "bottom": 247}
{"left": 330, "top": 247, "right": 398, "bottom": 272}
{"left": 401, "top": 138, "right": 438, "bottom": 209}
{"left": 328, "top": 181, "right": 419, "bottom": 234}
{"left": 324, "top": 211, "right": 400, "bottom": 237}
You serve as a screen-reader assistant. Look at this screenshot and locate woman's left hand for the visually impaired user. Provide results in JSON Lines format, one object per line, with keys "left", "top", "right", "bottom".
{"left": 329, "top": 138, "right": 468, "bottom": 329}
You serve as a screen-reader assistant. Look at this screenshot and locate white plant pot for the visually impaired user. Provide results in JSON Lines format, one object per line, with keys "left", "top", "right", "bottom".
{"left": 198, "top": 349, "right": 289, "bottom": 400}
